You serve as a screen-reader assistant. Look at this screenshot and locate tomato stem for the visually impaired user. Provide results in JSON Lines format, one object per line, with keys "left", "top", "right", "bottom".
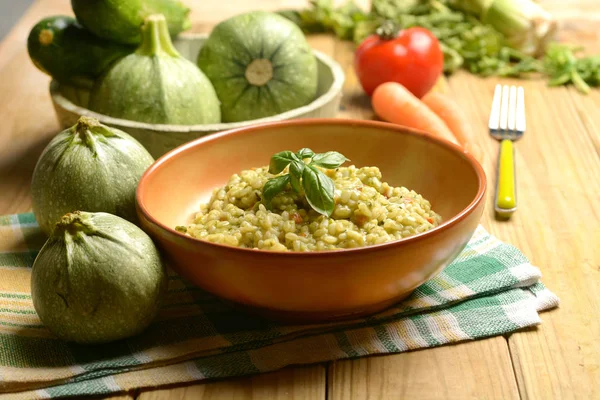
{"left": 375, "top": 20, "right": 400, "bottom": 40}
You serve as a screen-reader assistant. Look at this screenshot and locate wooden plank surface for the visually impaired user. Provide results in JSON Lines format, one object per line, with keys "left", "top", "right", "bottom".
{"left": 328, "top": 337, "right": 519, "bottom": 400}
{"left": 446, "top": 71, "right": 600, "bottom": 400}
{"left": 0, "top": 0, "right": 66, "bottom": 215}
{"left": 475, "top": 13, "right": 599, "bottom": 400}
{"left": 137, "top": 365, "right": 326, "bottom": 400}
{"left": 504, "top": 81, "right": 600, "bottom": 399}
{"left": 0, "top": 1, "right": 598, "bottom": 400}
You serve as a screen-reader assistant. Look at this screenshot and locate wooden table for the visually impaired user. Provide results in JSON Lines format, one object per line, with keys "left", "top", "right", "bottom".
{"left": 1, "top": 1, "right": 598, "bottom": 399}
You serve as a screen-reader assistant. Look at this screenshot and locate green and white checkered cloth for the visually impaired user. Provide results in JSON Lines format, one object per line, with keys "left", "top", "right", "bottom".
{"left": 0, "top": 213, "right": 559, "bottom": 399}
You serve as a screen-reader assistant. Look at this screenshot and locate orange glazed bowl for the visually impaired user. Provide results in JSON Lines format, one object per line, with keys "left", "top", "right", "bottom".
{"left": 136, "top": 119, "right": 486, "bottom": 323}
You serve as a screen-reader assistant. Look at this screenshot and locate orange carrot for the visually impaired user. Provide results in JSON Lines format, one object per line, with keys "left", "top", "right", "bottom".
{"left": 422, "top": 92, "right": 485, "bottom": 164}
{"left": 372, "top": 82, "right": 459, "bottom": 145}
{"left": 421, "top": 92, "right": 475, "bottom": 147}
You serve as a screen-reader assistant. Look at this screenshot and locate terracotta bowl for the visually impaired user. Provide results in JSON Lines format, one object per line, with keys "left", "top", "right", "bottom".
{"left": 136, "top": 119, "right": 486, "bottom": 323}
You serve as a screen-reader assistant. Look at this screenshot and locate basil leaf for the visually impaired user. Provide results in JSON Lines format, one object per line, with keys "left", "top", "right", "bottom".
{"left": 296, "top": 148, "right": 315, "bottom": 160}
{"left": 289, "top": 160, "right": 304, "bottom": 193}
{"left": 262, "top": 175, "right": 290, "bottom": 209}
{"left": 302, "top": 165, "right": 335, "bottom": 217}
{"left": 311, "top": 151, "right": 349, "bottom": 169}
{"left": 289, "top": 173, "right": 302, "bottom": 194}
{"left": 269, "top": 151, "right": 296, "bottom": 174}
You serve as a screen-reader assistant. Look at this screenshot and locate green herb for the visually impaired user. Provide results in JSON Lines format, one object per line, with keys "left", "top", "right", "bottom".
{"left": 262, "top": 174, "right": 290, "bottom": 209}
{"left": 543, "top": 44, "right": 600, "bottom": 94}
{"left": 289, "top": 160, "right": 304, "bottom": 193}
{"left": 262, "top": 148, "right": 349, "bottom": 216}
{"left": 278, "top": 1, "right": 371, "bottom": 40}
{"left": 302, "top": 165, "right": 336, "bottom": 216}
{"left": 269, "top": 150, "right": 297, "bottom": 174}
{"left": 278, "top": 0, "right": 600, "bottom": 94}
{"left": 312, "top": 151, "right": 352, "bottom": 169}
{"left": 297, "top": 147, "right": 315, "bottom": 159}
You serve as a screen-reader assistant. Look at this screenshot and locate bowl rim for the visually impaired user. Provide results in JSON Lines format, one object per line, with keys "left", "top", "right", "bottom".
{"left": 136, "top": 119, "right": 487, "bottom": 257}
{"left": 49, "top": 33, "right": 345, "bottom": 133}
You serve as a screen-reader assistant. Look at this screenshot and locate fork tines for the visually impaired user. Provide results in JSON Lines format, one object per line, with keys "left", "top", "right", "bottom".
{"left": 488, "top": 84, "right": 526, "bottom": 140}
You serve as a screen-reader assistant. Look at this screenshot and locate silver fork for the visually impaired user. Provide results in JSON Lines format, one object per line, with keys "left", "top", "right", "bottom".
{"left": 488, "top": 84, "right": 526, "bottom": 219}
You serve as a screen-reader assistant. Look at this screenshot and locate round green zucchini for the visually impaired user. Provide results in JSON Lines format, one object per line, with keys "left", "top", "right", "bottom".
{"left": 31, "top": 116, "right": 155, "bottom": 235}
{"left": 89, "top": 14, "right": 221, "bottom": 125}
{"left": 27, "top": 16, "right": 134, "bottom": 88}
{"left": 31, "top": 211, "right": 167, "bottom": 344}
{"left": 71, "top": 0, "right": 191, "bottom": 45}
{"left": 197, "top": 11, "right": 318, "bottom": 123}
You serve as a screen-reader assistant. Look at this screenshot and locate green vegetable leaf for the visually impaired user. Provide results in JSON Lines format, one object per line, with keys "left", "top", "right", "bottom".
{"left": 542, "top": 43, "right": 600, "bottom": 94}
{"left": 296, "top": 148, "right": 315, "bottom": 159}
{"left": 289, "top": 160, "right": 305, "bottom": 193}
{"left": 279, "top": 0, "right": 376, "bottom": 40}
{"left": 290, "top": 173, "right": 302, "bottom": 194}
{"left": 571, "top": 70, "right": 591, "bottom": 94}
{"left": 269, "top": 151, "right": 296, "bottom": 174}
{"left": 262, "top": 175, "right": 290, "bottom": 209}
{"left": 264, "top": 149, "right": 347, "bottom": 215}
{"left": 311, "top": 151, "right": 350, "bottom": 169}
{"left": 302, "top": 165, "right": 335, "bottom": 217}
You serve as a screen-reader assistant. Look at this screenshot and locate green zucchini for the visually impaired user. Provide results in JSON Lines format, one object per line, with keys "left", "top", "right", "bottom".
{"left": 88, "top": 14, "right": 221, "bottom": 125}
{"left": 71, "top": 0, "right": 191, "bottom": 45}
{"left": 197, "top": 11, "right": 318, "bottom": 123}
{"left": 27, "top": 16, "right": 134, "bottom": 88}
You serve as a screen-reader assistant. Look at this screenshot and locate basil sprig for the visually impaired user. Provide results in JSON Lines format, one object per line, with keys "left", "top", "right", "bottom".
{"left": 262, "top": 148, "right": 349, "bottom": 216}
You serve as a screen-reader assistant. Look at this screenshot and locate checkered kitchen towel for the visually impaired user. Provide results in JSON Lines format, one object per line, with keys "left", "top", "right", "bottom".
{"left": 0, "top": 213, "right": 559, "bottom": 399}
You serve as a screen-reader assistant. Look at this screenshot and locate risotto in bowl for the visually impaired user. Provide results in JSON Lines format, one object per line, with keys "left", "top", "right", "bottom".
{"left": 179, "top": 162, "right": 442, "bottom": 251}
{"left": 137, "top": 119, "right": 486, "bottom": 322}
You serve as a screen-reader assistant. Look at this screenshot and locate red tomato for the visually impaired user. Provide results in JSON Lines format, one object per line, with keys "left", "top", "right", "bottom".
{"left": 354, "top": 27, "right": 444, "bottom": 98}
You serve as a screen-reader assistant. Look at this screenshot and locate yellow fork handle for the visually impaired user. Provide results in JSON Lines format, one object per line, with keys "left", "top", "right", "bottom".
{"left": 495, "top": 139, "right": 516, "bottom": 218}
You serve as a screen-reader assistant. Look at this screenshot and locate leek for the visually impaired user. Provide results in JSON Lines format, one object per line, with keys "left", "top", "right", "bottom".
{"left": 449, "top": 0, "right": 558, "bottom": 56}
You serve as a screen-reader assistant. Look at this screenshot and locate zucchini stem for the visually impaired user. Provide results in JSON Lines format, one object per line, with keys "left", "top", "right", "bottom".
{"left": 137, "top": 14, "right": 180, "bottom": 57}
{"left": 55, "top": 212, "right": 98, "bottom": 239}
{"left": 245, "top": 59, "right": 273, "bottom": 86}
{"left": 74, "top": 116, "right": 101, "bottom": 154}
{"left": 73, "top": 116, "right": 117, "bottom": 154}
{"left": 38, "top": 29, "right": 54, "bottom": 46}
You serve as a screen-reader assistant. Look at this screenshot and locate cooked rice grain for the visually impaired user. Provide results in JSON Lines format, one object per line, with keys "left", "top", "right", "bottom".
{"left": 184, "top": 165, "right": 441, "bottom": 251}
